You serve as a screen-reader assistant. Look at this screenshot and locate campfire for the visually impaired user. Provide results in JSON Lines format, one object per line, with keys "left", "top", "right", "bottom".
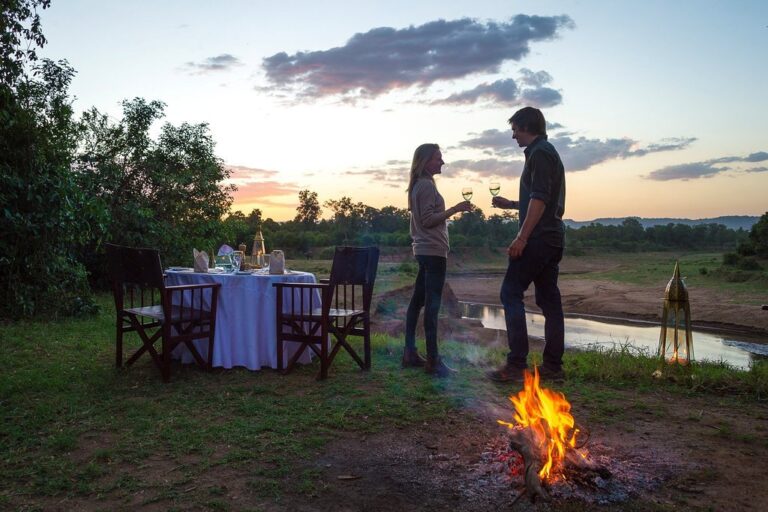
{"left": 498, "top": 367, "right": 611, "bottom": 503}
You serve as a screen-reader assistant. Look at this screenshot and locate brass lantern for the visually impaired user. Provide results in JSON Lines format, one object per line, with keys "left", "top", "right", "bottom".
{"left": 252, "top": 230, "right": 266, "bottom": 266}
{"left": 658, "top": 261, "right": 694, "bottom": 365}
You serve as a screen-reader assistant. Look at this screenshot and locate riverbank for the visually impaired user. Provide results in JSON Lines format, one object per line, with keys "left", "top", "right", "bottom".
{"left": 444, "top": 252, "right": 768, "bottom": 335}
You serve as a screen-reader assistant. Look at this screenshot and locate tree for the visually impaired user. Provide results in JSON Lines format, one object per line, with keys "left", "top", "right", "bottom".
{"left": 74, "top": 97, "right": 236, "bottom": 280}
{"left": 323, "top": 196, "right": 371, "bottom": 243}
{"left": 1, "top": 0, "right": 97, "bottom": 318}
{"left": 294, "top": 189, "right": 321, "bottom": 226}
{"left": 0, "top": 0, "right": 50, "bottom": 85}
{"left": 738, "top": 212, "right": 768, "bottom": 258}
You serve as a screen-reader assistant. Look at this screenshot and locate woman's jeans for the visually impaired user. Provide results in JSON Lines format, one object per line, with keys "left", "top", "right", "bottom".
{"left": 500, "top": 238, "right": 564, "bottom": 370}
{"left": 405, "top": 255, "right": 447, "bottom": 358}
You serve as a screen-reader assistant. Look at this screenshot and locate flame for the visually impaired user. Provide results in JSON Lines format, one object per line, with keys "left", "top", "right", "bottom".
{"left": 498, "top": 367, "right": 578, "bottom": 481}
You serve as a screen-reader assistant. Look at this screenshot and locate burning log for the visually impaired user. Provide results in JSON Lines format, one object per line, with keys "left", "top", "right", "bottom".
{"left": 507, "top": 427, "right": 550, "bottom": 503}
{"left": 499, "top": 368, "right": 612, "bottom": 504}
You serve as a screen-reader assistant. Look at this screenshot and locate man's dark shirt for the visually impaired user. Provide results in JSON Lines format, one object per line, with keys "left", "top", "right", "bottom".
{"left": 518, "top": 135, "right": 566, "bottom": 247}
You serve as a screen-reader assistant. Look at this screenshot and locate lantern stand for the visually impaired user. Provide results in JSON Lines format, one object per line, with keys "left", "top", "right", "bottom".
{"left": 657, "top": 261, "right": 694, "bottom": 368}
{"left": 252, "top": 229, "right": 266, "bottom": 267}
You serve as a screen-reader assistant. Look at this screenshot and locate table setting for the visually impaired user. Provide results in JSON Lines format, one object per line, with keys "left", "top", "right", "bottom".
{"left": 165, "top": 246, "right": 319, "bottom": 370}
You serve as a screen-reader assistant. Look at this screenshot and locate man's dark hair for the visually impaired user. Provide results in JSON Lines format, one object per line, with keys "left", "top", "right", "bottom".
{"left": 508, "top": 107, "right": 546, "bottom": 136}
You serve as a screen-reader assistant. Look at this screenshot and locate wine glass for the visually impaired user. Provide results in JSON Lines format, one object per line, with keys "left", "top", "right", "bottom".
{"left": 489, "top": 182, "right": 500, "bottom": 197}
{"left": 461, "top": 187, "right": 473, "bottom": 201}
{"left": 263, "top": 254, "right": 270, "bottom": 273}
{"left": 231, "top": 252, "right": 243, "bottom": 272}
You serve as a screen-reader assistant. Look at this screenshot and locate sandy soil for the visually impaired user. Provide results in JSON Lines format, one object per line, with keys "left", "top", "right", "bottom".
{"left": 447, "top": 256, "right": 768, "bottom": 334}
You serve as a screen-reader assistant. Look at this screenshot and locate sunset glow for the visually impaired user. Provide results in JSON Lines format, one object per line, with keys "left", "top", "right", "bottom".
{"left": 40, "top": 1, "right": 768, "bottom": 221}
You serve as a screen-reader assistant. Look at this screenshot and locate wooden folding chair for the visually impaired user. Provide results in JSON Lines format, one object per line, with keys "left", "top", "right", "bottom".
{"left": 106, "top": 244, "right": 221, "bottom": 382}
{"left": 273, "top": 246, "right": 379, "bottom": 379}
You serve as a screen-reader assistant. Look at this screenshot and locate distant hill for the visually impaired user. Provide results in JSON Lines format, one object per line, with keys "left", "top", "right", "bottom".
{"left": 563, "top": 216, "right": 759, "bottom": 231}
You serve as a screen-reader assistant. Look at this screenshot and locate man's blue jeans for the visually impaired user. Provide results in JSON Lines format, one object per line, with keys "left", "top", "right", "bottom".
{"left": 405, "top": 255, "right": 447, "bottom": 358}
{"left": 500, "top": 238, "right": 564, "bottom": 370}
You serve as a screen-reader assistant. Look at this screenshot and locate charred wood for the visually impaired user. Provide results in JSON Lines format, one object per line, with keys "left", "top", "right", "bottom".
{"left": 507, "top": 428, "right": 551, "bottom": 503}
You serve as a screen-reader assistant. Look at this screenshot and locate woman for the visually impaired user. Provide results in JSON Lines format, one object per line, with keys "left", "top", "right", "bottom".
{"left": 403, "top": 143, "right": 471, "bottom": 377}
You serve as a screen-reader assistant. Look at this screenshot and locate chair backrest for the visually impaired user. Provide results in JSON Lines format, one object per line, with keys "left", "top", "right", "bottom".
{"left": 328, "top": 246, "right": 380, "bottom": 310}
{"left": 106, "top": 244, "right": 166, "bottom": 291}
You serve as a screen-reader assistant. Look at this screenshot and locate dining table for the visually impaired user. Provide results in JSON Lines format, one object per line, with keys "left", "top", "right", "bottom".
{"left": 165, "top": 268, "right": 318, "bottom": 370}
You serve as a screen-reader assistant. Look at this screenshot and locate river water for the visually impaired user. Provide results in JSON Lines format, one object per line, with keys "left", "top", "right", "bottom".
{"left": 461, "top": 302, "right": 768, "bottom": 370}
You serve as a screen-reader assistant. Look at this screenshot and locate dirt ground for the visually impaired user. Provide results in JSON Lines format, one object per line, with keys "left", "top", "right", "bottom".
{"left": 291, "top": 391, "right": 768, "bottom": 512}
{"left": 447, "top": 256, "right": 768, "bottom": 334}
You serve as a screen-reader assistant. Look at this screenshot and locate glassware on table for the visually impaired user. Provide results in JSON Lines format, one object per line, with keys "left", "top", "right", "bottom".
{"left": 461, "top": 187, "right": 473, "bottom": 201}
{"left": 232, "top": 251, "right": 243, "bottom": 271}
{"left": 214, "top": 254, "right": 234, "bottom": 272}
{"left": 262, "top": 254, "right": 270, "bottom": 272}
{"left": 489, "top": 182, "right": 500, "bottom": 197}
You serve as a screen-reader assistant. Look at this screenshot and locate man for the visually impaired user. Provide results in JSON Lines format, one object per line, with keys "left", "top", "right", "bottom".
{"left": 487, "top": 107, "right": 566, "bottom": 383}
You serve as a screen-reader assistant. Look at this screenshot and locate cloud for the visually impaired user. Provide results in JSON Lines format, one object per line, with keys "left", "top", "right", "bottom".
{"left": 231, "top": 181, "right": 301, "bottom": 205}
{"left": 456, "top": 129, "right": 516, "bottom": 156}
{"left": 519, "top": 87, "right": 562, "bottom": 107}
{"left": 226, "top": 165, "right": 279, "bottom": 181}
{"left": 646, "top": 162, "right": 726, "bottom": 181}
{"left": 449, "top": 158, "right": 523, "bottom": 178}
{"left": 518, "top": 68, "right": 552, "bottom": 87}
{"left": 432, "top": 72, "right": 562, "bottom": 108}
{"left": 646, "top": 151, "right": 768, "bottom": 180}
{"left": 434, "top": 78, "right": 520, "bottom": 106}
{"left": 184, "top": 54, "right": 242, "bottom": 74}
{"left": 456, "top": 129, "right": 696, "bottom": 171}
{"left": 342, "top": 164, "right": 409, "bottom": 188}
{"left": 261, "top": 15, "right": 574, "bottom": 99}
{"left": 744, "top": 151, "right": 768, "bottom": 162}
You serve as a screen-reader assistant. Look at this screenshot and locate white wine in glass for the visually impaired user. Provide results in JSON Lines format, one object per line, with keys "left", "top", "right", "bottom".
{"left": 461, "top": 187, "right": 473, "bottom": 201}
{"left": 489, "top": 182, "right": 500, "bottom": 196}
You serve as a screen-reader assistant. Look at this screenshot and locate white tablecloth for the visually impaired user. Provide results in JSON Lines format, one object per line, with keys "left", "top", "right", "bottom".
{"left": 165, "top": 270, "right": 317, "bottom": 370}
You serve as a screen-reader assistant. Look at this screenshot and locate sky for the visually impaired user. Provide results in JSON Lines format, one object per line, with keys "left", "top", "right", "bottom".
{"left": 38, "top": 0, "right": 768, "bottom": 221}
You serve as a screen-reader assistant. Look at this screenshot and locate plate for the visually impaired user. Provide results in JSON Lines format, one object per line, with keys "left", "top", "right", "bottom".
{"left": 168, "top": 267, "right": 193, "bottom": 272}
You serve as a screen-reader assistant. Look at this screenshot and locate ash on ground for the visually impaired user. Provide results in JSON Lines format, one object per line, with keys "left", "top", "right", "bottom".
{"left": 461, "top": 434, "right": 669, "bottom": 507}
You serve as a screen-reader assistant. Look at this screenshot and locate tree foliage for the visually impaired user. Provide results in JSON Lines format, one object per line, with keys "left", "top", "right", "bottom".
{"left": 1, "top": 57, "right": 95, "bottom": 317}
{"left": 294, "top": 189, "right": 321, "bottom": 226}
{"left": 735, "top": 211, "right": 768, "bottom": 258}
{"left": 0, "top": 0, "right": 50, "bottom": 85}
{"left": 74, "top": 98, "right": 236, "bottom": 282}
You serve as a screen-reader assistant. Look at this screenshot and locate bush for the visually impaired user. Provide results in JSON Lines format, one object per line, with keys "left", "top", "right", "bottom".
{"left": 722, "top": 252, "right": 740, "bottom": 266}
{"left": 737, "top": 257, "right": 763, "bottom": 271}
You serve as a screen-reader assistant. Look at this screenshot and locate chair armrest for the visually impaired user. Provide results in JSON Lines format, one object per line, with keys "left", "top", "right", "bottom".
{"left": 319, "top": 278, "right": 330, "bottom": 284}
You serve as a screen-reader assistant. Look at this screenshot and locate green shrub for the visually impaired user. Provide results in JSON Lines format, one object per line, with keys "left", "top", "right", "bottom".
{"left": 737, "top": 257, "right": 763, "bottom": 271}
{"left": 722, "top": 252, "right": 740, "bottom": 266}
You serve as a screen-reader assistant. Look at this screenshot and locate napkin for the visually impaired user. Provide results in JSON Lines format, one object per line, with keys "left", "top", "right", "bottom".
{"left": 269, "top": 250, "right": 285, "bottom": 274}
{"left": 193, "top": 249, "right": 209, "bottom": 273}
{"left": 217, "top": 244, "right": 234, "bottom": 256}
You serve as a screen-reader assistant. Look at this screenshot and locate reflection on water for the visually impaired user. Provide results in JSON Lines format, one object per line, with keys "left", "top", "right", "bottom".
{"left": 461, "top": 302, "right": 768, "bottom": 370}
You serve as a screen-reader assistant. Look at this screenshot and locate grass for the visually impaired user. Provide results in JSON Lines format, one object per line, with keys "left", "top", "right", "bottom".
{"left": 1, "top": 291, "right": 767, "bottom": 509}
{"left": 564, "top": 251, "right": 768, "bottom": 299}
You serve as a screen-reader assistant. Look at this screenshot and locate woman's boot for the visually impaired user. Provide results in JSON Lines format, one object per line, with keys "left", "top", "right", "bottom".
{"left": 425, "top": 356, "right": 457, "bottom": 377}
{"left": 402, "top": 347, "right": 427, "bottom": 368}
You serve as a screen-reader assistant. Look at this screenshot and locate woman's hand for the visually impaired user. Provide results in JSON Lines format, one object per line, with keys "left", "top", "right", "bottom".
{"left": 450, "top": 200, "right": 472, "bottom": 215}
